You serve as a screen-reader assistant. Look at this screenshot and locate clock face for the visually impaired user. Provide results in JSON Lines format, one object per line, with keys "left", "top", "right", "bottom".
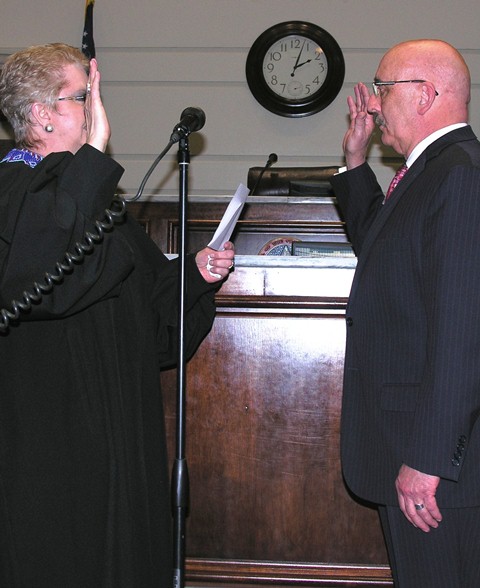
{"left": 246, "top": 22, "right": 345, "bottom": 118}
{"left": 263, "top": 34, "right": 328, "bottom": 101}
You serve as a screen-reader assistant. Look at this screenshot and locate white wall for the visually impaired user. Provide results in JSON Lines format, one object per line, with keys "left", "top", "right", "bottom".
{"left": 1, "top": 0, "right": 479, "bottom": 197}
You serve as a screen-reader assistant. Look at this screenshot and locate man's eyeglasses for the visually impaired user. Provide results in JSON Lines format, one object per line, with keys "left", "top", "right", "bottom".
{"left": 56, "top": 93, "right": 87, "bottom": 104}
{"left": 372, "top": 80, "right": 439, "bottom": 97}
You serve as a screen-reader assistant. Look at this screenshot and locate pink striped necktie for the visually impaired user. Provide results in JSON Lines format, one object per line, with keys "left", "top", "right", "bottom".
{"left": 385, "top": 163, "right": 408, "bottom": 201}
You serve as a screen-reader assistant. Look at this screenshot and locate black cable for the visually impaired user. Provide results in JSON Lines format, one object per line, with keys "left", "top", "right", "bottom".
{"left": 0, "top": 195, "right": 127, "bottom": 333}
{"left": 125, "top": 140, "right": 175, "bottom": 203}
{"left": 0, "top": 131, "right": 182, "bottom": 333}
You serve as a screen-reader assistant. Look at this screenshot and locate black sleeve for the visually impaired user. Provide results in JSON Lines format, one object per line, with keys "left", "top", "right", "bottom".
{"left": 151, "top": 255, "right": 216, "bottom": 368}
{"left": 330, "top": 163, "right": 384, "bottom": 255}
{"left": 0, "top": 145, "right": 134, "bottom": 319}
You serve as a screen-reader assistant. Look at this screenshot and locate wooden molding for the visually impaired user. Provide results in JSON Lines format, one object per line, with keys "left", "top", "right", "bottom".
{"left": 186, "top": 558, "right": 393, "bottom": 586}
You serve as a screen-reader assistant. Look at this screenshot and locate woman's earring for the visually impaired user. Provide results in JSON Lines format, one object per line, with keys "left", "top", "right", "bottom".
{"left": 45, "top": 124, "right": 54, "bottom": 133}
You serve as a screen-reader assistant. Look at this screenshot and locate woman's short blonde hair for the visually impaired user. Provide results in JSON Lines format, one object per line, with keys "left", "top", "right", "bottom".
{"left": 0, "top": 43, "right": 89, "bottom": 149}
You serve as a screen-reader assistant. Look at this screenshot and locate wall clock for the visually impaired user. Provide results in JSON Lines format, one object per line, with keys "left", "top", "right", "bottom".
{"left": 246, "top": 21, "right": 345, "bottom": 118}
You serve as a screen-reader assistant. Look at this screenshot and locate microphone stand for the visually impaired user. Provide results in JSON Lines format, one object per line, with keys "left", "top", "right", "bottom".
{"left": 128, "top": 109, "right": 205, "bottom": 588}
{"left": 249, "top": 153, "right": 278, "bottom": 196}
{"left": 172, "top": 135, "right": 190, "bottom": 588}
{"left": 125, "top": 111, "right": 204, "bottom": 587}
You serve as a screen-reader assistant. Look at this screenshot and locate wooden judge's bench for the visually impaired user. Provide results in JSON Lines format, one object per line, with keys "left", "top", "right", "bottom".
{"left": 129, "top": 194, "right": 393, "bottom": 588}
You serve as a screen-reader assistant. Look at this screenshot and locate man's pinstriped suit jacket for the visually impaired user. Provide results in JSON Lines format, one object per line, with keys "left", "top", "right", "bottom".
{"left": 331, "top": 125, "right": 480, "bottom": 507}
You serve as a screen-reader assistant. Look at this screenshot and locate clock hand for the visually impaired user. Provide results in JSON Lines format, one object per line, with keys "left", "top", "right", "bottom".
{"left": 291, "top": 40, "right": 306, "bottom": 77}
{"left": 295, "top": 59, "right": 312, "bottom": 69}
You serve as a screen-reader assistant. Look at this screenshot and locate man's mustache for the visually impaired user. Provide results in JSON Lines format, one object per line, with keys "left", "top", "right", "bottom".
{"left": 373, "top": 113, "right": 386, "bottom": 127}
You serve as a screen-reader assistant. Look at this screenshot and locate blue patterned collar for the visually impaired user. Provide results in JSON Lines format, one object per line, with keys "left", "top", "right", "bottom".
{"left": 1, "top": 148, "right": 44, "bottom": 168}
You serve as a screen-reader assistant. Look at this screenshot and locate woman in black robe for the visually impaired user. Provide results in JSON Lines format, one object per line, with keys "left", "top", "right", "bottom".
{"left": 0, "top": 43, "right": 234, "bottom": 587}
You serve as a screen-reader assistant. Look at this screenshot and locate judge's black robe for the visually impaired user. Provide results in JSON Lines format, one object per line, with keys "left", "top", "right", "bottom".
{"left": 0, "top": 145, "right": 217, "bottom": 587}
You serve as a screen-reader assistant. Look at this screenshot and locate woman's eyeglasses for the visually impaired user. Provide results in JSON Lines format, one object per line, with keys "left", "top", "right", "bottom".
{"left": 56, "top": 93, "right": 87, "bottom": 104}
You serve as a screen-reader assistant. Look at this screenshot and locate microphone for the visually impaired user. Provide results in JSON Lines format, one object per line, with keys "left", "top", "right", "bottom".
{"left": 170, "top": 107, "right": 206, "bottom": 143}
{"left": 264, "top": 153, "right": 278, "bottom": 168}
{"left": 249, "top": 153, "right": 278, "bottom": 195}
{"left": 127, "top": 108, "right": 206, "bottom": 202}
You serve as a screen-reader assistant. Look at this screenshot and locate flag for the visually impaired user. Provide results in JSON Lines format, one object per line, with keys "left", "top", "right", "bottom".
{"left": 82, "top": 0, "right": 96, "bottom": 59}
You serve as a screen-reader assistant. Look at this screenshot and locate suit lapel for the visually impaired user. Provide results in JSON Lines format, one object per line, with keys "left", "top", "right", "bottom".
{"left": 348, "top": 125, "right": 476, "bottom": 303}
{"left": 347, "top": 162, "right": 424, "bottom": 302}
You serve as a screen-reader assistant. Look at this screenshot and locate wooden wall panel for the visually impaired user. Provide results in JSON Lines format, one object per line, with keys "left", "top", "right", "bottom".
{"left": 131, "top": 201, "right": 392, "bottom": 586}
{"left": 128, "top": 199, "right": 348, "bottom": 257}
{"left": 161, "top": 297, "right": 391, "bottom": 586}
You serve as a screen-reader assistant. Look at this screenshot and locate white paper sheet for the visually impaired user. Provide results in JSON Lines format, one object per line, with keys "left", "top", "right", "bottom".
{"left": 207, "top": 183, "right": 249, "bottom": 250}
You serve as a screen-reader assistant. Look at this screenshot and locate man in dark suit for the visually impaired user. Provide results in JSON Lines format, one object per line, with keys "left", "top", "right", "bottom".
{"left": 330, "top": 39, "right": 480, "bottom": 587}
